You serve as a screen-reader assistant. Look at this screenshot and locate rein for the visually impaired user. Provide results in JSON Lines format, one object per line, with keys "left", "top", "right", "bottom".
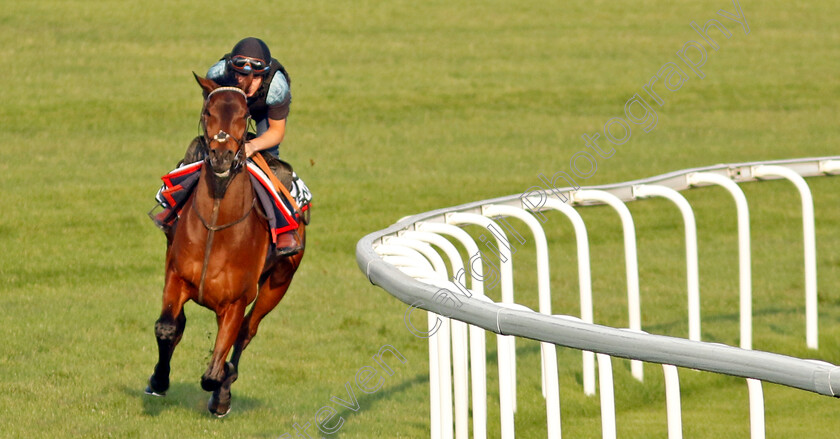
{"left": 194, "top": 195, "right": 258, "bottom": 305}
{"left": 193, "top": 196, "right": 257, "bottom": 232}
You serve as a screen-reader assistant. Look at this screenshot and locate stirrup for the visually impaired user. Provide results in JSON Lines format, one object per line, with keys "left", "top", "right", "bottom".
{"left": 275, "top": 230, "right": 303, "bottom": 256}
{"left": 148, "top": 203, "right": 175, "bottom": 234}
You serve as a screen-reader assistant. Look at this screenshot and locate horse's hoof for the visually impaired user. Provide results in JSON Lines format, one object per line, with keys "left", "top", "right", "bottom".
{"left": 145, "top": 375, "right": 167, "bottom": 396}
{"left": 212, "top": 407, "right": 230, "bottom": 418}
{"left": 144, "top": 386, "right": 166, "bottom": 397}
{"left": 208, "top": 397, "right": 231, "bottom": 418}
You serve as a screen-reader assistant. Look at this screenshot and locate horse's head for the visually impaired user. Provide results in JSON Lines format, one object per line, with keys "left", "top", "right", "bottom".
{"left": 194, "top": 73, "right": 250, "bottom": 197}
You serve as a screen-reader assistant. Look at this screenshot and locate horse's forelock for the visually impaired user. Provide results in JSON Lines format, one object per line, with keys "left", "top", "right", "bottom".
{"left": 205, "top": 92, "right": 249, "bottom": 144}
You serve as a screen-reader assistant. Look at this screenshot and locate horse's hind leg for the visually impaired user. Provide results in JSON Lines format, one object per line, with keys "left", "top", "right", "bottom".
{"left": 208, "top": 361, "right": 238, "bottom": 417}
{"left": 229, "top": 254, "right": 303, "bottom": 370}
{"left": 146, "top": 272, "right": 190, "bottom": 396}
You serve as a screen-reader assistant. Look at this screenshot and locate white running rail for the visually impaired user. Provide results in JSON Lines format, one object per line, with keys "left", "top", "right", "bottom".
{"left": 357, "top": 156, "right": 840, "bottom": 439}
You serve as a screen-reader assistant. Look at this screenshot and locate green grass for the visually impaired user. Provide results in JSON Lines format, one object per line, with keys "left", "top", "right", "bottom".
{"left": 1, "top": 0, "right": 839, "bottom": 437}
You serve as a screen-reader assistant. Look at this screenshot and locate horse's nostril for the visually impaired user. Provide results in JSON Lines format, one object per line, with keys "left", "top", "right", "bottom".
{"left": 209, "top": 149, "right": 234, "bottom": 162}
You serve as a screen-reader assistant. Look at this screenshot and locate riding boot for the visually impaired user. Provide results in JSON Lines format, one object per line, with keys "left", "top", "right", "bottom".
{"left": 259, "top": 153, "right": 304, "bottom": 256}
{"left": 275, "top": 230, "right": 303, "bottom": 256}
{"left": 151, "top": 207, "right": 177, "bottom": 238}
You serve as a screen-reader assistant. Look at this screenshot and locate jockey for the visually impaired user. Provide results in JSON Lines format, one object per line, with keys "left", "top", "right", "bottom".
{"left": 155, "top": 37, "right": 307, "bottom": 256}
{"left": 206, "top": 37, "right": 291, "bottom": 161}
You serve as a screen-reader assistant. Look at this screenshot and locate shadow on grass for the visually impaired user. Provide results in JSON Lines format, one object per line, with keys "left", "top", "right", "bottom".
{"left": 328, "top": 372, "right": 430, "bottom": 438}
{"left": 123, "top": 382, "right": 263, "bottom": 417}
{"left": 643, "top": 305, "right": 805, "bottom": 339}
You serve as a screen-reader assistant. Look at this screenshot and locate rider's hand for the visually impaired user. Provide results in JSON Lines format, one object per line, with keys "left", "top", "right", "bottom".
{"left": 244, "top": 142, "right": 257, "bottom": 158}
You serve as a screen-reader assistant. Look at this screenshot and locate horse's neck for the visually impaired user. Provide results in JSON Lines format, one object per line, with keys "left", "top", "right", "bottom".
{"left": 195, "top": 166, "right": 253, "bottom": 216}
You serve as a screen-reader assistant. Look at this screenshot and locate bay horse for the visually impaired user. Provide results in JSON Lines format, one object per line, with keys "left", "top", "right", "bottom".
{"left": 146, "top": 74, "right": 305, "bottom": 417}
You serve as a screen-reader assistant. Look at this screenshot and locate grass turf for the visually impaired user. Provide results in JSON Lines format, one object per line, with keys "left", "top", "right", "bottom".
{"left": 0, "top": 0, "right": 839, "bottom": 437}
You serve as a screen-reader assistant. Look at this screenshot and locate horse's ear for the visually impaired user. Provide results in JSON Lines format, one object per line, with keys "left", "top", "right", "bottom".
{"left": 193, "top": 72, "right": 219, "bottom": 95}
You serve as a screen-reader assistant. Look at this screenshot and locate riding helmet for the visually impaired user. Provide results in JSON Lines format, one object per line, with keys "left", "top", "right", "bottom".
{"left": 229, "top": 37, "right": 271, "bottom": 74}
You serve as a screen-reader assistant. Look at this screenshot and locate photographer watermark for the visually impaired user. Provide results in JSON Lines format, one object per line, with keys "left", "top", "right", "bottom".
{"left": 277, "top": 345, "right": 407, "bottom": 438}
{"left": 404, "top": 0, "right": 751, "bottom": 339}
{"left": 525, "top": 0, "right": 749, "bottom": 206}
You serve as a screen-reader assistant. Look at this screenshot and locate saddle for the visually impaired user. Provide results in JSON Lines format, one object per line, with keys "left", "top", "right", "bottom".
{"left": 182, "top": 136, "right": 310, "bottom": 225}
{"left": 152, "top": 137, "right": 311, "bottom": 239}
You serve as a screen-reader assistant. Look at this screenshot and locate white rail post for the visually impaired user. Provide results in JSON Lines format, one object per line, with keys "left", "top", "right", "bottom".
{"left": 573, "top": 189, "right": 643, "bottom": 381}
{"left": 596, "top": 353, "right": 616, "bottom": 439}
{"left": 375, "top": 245, "right": 435, "bottom": 270}
{"left": 482, "top": 204, "right": 554, "bottom": 400}
{"left": 400, "top": 231, "right": 473, "bottom": 439}
{"left": 633, "top": 184, "right": 702, "bottom": 341}
{"left": 385, "top": 237, "right": 458, "bottom": 439}
{"left": 446, "top": 212, "right": 520, "bottom": 424}
{"left": 416, "top": 222, "right": 489, "bottom": 439}
{"left": 663, "top": 365, "right": 683, "bottom": 439}
{"left": 382, "top": 238, "right": 449, "bottom": 278}
{"left": 429, "top": 307, "right": 443, "bottom": 439}
{"left": 380, "top": 255, "right": 433, "bottom": 271}
{"left": 537, "top": 197, "right": 597, "bottom": 396}
{"left": 687, "top": 173, "right": 766, "bottom": 439}
{"left": 411, "top": 279, "right": 464, "bottom": 439}
{"left": 752, "top": 165, "right": 818, "bottom": 349}
{"left": 747, "top": 378, "right": 766, "bottom": 439}
{"left": 378, "top": 253, "right": 441, "bottom": 283}
{"left": 541, "top": 336, "right": 562, "bottom": 439}
{"left": 497, "top": 303, "right": 559, "bottom": 439}
{"left": 376, "top": 245, "right": 449, "bottom": 439}
{"left": 556, "top": 314, "right": 613, "bottom": 437}
{"left": 482, "top": 205, "right": 551, "bottom": 313}
{"left": 625, "top": 327, "right": 683, "bottom": 439}
{"left": 687, "top": 172, "right": 753, "bottom": 350}
{"left": 496, "top": 304, "right": 516, "bottom": 439}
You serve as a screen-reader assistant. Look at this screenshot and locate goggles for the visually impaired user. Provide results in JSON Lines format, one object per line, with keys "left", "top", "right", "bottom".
{"left": 229, "top": 55, "right": 269, "bottom": 75}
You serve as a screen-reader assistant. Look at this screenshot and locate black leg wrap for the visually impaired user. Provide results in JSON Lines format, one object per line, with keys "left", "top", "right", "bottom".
{"left": 155, "top": 318, "right": 179, "bottom": 341}
{"left": 201, "top": 374, "right": 222, "bottom": 392}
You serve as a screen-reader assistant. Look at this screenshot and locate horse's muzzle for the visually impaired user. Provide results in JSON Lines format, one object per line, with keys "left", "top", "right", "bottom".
{"left": 206, "top": 147, "right": 244, "bottom": 199}
{"left": 209, "top": 148, "right": 236, "bottom": 177}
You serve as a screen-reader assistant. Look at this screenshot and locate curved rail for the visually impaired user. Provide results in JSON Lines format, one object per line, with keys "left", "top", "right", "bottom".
{"left": 356, "top": 156, "right": 840, "bottom": 397}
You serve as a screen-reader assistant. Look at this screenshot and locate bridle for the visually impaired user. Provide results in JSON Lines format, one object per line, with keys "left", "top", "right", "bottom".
{"left": 200, "top": 86, "right": 251, "bottom": 178}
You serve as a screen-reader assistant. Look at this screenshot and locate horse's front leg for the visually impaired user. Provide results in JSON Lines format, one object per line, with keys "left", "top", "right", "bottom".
{"left": 146, "top": 271, "right": 190, "bottom": 396}
{"left": 201, "top": 295, "right": 247, "bottom": 415}
{"left": 203, "top": 296, "right": 247, "bottom": 417}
